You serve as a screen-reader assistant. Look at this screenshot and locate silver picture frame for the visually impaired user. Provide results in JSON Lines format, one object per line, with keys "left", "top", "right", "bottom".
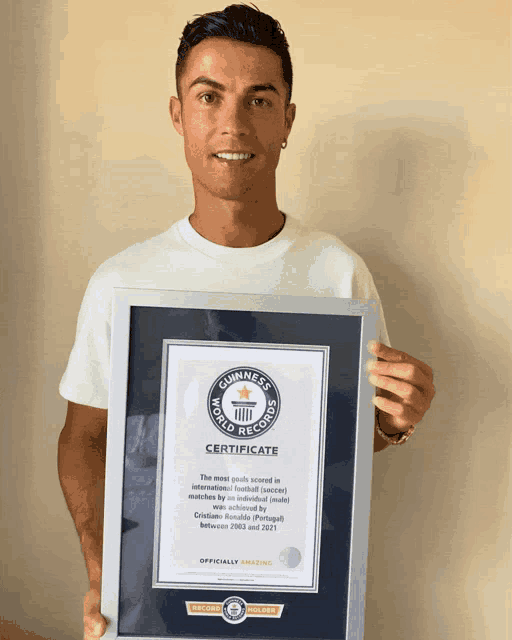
{"left": 102, "top": 288, "right": 379, "bottom": 640}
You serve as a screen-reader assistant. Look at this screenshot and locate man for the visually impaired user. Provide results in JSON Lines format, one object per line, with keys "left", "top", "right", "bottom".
{"left": 58, "top": 4, "right": 435, "bottom": 638}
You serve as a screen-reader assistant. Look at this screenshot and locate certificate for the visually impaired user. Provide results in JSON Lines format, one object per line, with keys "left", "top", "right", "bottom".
{"left": 154, "top": 341, "right": 329, "bottom": 592}
{"left": 102, "top": 290, "right": 378, "bottom": 640}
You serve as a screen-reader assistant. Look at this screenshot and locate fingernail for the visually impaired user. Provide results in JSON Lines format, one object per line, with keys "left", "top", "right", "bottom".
{"left": 367, "top": 340, "right": 378, "bottom": 353}
{"left": 368, "top": 374, "right": 378, "bottom": 386}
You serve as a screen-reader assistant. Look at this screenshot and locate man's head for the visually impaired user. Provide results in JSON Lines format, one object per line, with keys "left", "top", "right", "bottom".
{"left": 169, "top": 4, "right": 296, "bottom": 205}
{"left": 175, "top": 4, "right": 293, "bottom": 105}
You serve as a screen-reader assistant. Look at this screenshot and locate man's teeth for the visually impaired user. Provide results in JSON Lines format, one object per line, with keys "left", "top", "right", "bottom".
{"left": 215, "top": 153, "right": 253, "bottom": 160}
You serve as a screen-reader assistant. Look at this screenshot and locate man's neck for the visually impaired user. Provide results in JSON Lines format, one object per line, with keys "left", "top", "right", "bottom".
{"left": 189, "top": 201, "right": 286, "bottom": 248}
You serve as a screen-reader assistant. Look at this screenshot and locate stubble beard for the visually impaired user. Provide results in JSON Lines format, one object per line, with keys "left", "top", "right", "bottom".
{"left": 194, "top": 157, "right": 276, "bottom": 203}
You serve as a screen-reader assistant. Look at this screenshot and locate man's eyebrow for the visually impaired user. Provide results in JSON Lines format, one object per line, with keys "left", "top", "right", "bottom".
{"left": 188, "top": 76, "right": 281, "bottom": 95}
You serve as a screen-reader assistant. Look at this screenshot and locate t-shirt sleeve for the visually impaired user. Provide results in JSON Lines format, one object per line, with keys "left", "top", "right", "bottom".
{"left": 59, "top": 267, "right": 116, "bottom": 409}
{"left": 352, "top": 255, "right": 391, "bottom": 347}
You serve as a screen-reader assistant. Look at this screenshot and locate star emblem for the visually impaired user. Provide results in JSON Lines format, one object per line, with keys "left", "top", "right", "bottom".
{"left": 237, "top": 385, "right": 252, "bottom": 400}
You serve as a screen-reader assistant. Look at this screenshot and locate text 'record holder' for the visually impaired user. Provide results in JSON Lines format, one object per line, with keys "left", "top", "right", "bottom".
{"left": 102, "top": 289, "right": 379, "bottom": 640}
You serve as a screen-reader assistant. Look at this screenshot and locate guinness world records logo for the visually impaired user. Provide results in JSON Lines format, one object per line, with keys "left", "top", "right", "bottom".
{"left": 207, "top": 367, "right": 281, "bottom": 439}
{"left": 222, "top": 596, "right": 247, "bottom": 624}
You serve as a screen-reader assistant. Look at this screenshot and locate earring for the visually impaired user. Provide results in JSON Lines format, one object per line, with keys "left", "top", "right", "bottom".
{"left": 281, "top": 140, "right": 287, "bottom": 149}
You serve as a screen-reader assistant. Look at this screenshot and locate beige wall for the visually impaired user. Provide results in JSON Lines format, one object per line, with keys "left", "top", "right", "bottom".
{"left": 2, "top": 0, "right": 510, "bottom": 638}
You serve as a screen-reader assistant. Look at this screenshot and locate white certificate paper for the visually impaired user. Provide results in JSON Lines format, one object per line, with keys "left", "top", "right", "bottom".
{"left": 153, "top": 340, "right": 329, "bottom": 593}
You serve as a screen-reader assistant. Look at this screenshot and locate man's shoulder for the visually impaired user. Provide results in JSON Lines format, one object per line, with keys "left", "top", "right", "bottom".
{"left": 104, "top": 226, "right": 176, "bottom": 266}
{"left": 293, "top": 220, "right": 365, "bottom": 268}
{"left": 90, "top": 222, "right": 183, "bottom": 284}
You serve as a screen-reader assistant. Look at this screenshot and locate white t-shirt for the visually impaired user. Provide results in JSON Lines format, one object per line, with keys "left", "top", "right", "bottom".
{"left": 59, "top": 214, "right": 389, "bottom": 409}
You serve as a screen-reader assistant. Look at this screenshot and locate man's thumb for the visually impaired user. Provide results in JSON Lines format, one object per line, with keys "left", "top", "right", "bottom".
{"left": 85, "top": 613, "right": 107, "bottom": 638}
{"left": 94, "top": 619, "right": 106, "bottom": 636}
{"left": 84, "top": 589, "right": 108, "bottom": 638}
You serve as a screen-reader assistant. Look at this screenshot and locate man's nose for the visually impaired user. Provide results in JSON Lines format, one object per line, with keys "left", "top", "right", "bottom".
{"left": 218, "top": 99, "right": 252, "bottom": 137}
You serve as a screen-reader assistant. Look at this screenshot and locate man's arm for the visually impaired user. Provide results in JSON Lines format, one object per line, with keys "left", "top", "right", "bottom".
{"left": 58, "top": 401, "right": 109, "bottom": 639}
{"left": 368, "top": 341, "right": 435, "bottom": 452}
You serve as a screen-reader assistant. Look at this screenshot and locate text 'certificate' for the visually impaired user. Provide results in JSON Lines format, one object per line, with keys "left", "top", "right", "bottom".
{"left": 153, "top": 340, "right": 329, "bottom": 593}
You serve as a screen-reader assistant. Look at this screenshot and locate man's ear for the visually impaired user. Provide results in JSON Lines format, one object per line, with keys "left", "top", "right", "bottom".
{"left": 169, "top": 96, "right": 184, "bottom": 137}
{"left": 285, "top": 102, "right": 296, "bottom": 140}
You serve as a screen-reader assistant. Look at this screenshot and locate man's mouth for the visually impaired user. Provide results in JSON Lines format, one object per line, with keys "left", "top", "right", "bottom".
{"left": 213, "top": 153, "right": 255, "bottom": 161}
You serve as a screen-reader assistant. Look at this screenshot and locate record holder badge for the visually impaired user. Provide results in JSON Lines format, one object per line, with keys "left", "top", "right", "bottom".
{"left": 207, "top": 366, "right": 281, "bottom": 439}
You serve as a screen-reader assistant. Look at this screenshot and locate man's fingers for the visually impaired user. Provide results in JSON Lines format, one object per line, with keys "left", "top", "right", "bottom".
{"left": 367, "top": 342, "right": 436, "bottom": 429}
{"left": 367, "top": 366, "right": 434, "bottom": 416}
{"left": 367, "top": 360, "right": 434, "bottom": 393}
{"left": 368, "top": 341, "right": 433, "bottom": 380}
{"left": 368, "top": 373, "right": 427, "bottom": 410}
{"left": 84, "top": 616, "right": 107, "bottom": 640}
{"left": 372, "top": 395, "right": 423, "bottom": 428}
{"left": 84, "top": 614, "right": 107, "bottom": 639}
{"left": 84, "top": 589, "right": 108, "bottom": 639}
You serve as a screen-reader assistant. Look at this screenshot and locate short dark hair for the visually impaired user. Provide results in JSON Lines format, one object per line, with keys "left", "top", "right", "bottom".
{"left": 176, "top": 3, "right": 293, "bottom": 104}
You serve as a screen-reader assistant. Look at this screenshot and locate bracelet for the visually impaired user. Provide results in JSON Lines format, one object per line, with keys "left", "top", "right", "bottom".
{"left": 375, "top": 410, "right": 415, "bottom": 446}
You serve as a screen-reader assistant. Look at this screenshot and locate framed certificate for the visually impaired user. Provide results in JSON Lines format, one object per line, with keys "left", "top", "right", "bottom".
{"left": 102, "top": 289, "right": 379, "bottom": 640}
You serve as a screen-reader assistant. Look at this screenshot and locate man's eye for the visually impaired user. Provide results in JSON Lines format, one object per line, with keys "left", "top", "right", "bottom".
{"left": 251, "top": 98, "right": 270, "bottom": 107}
{"left": 198, "top": 94, "right": 270, "bottom": 107}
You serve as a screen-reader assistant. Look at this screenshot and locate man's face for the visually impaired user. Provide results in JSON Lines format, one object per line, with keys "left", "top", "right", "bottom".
{"left": 170, "top": 37, "right": 296, "bottom": 201}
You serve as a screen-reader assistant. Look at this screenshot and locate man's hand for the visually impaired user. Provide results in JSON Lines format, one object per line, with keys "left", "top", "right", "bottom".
{"left": 58, "top": 402, "right": 108, "bottom": 639}
{"left": 367, "top": 341, "right": 435, "bottom": 436}
{"left": 84, "top": 587, "right": 108, "bottom": 639}
{"left": 81, "top": 531, "right": 107, "bottom": 640}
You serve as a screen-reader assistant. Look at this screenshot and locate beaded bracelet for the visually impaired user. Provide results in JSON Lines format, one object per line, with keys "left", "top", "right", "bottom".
{"left": 375, "top": 410, "right": 415, "bottom": 445}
